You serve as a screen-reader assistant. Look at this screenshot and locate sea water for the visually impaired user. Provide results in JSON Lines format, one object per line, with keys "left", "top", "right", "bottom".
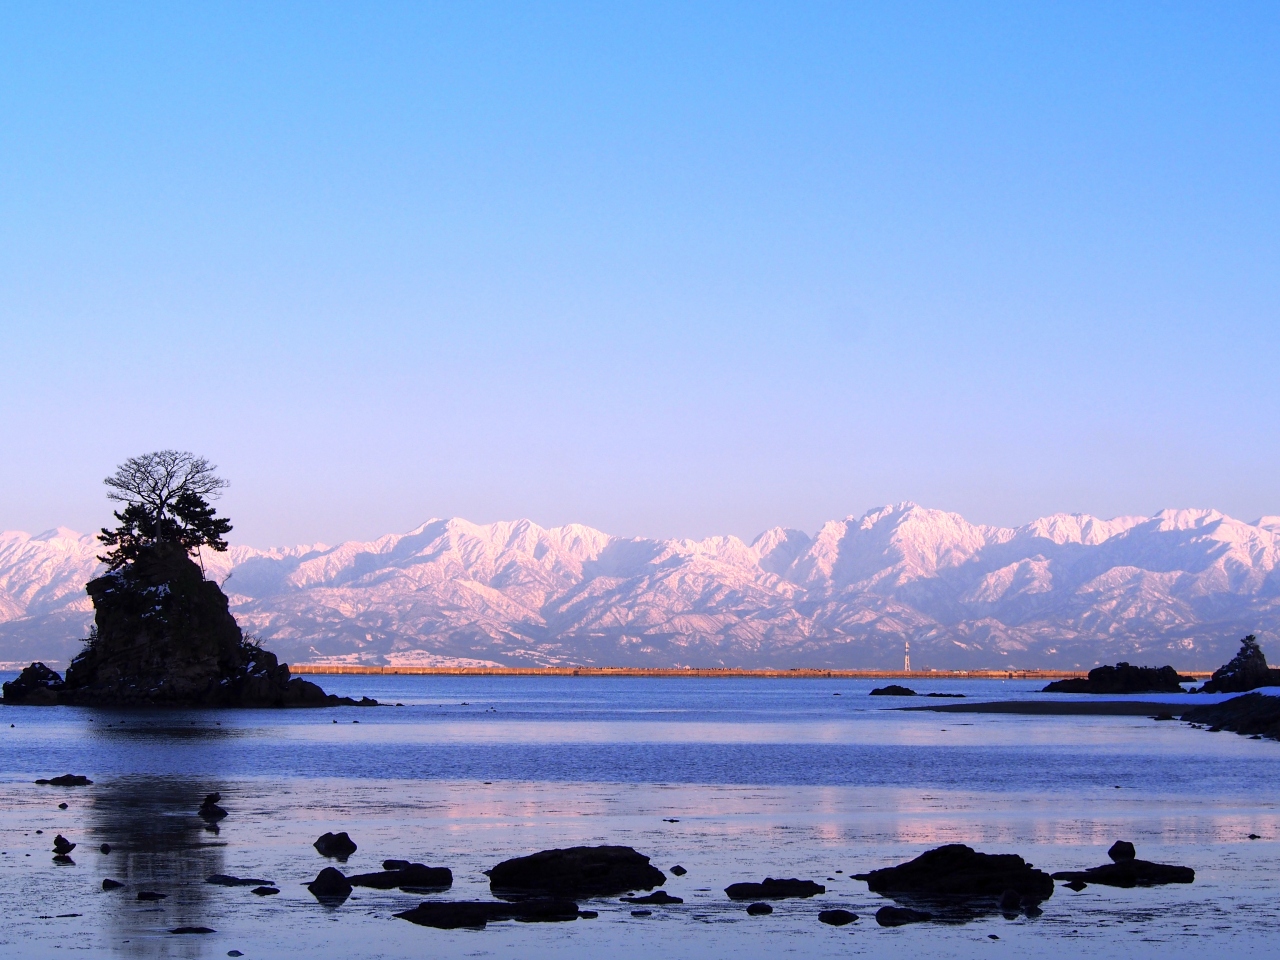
{"left": 0, "top": 676, "right": 1276, "bottom": 959}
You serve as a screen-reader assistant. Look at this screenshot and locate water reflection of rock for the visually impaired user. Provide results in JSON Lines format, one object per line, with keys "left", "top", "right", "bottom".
{"left": 88, "top": 776, "right": 230, "bottom": 958}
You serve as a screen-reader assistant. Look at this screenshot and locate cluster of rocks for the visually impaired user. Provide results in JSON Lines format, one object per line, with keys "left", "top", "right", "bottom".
{"left": 869, "top": 685, "right": 964, "bottom": 698}
{"left": 2, "top": 544, "right": 375, "bottom": 708}
{"left": 1182, "top": 693, "right": 1280, "bottom": 741}
{"left": 1043, "top": 663, "right": 1192, "bottom": 694}
{"left": 1051, "top": 841, "right": 1194, "bottom": 888}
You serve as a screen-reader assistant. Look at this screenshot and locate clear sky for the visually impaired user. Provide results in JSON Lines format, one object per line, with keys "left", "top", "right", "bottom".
{"left": 2, "top": 2, "right": 1277, "bottom": 546}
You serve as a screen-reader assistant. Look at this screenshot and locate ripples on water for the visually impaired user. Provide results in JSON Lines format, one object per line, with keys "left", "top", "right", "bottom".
{"left": 0, "top": 676, "right": 1276, "bottom": 959}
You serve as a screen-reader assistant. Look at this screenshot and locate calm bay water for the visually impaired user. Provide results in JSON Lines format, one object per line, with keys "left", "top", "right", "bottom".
{"left": 0, "top": 675, "right": 1276, "bottom": 959}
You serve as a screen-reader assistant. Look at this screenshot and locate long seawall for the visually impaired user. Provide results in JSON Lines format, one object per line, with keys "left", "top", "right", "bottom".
{"left": 290, "top": 665, "right": 1214, "bottom": 679}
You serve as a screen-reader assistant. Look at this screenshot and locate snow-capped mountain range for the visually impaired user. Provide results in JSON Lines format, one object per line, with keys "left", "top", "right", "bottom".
{"left": 2, "top": 503, "right": 1278, "bottom": 670}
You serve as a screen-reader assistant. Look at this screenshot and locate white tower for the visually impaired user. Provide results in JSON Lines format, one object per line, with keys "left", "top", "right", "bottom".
{"left": 904, "top": 640, "right": 911, "bottom": 673}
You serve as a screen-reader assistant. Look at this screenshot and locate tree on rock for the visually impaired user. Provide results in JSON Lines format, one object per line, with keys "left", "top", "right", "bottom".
{"left": 98, "top": 451, "right": 232, "bottom": 570}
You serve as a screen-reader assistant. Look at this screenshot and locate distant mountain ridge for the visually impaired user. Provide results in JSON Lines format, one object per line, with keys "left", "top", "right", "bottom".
{"left": 2, "top": 503, "right": 1277, "bottom": 670}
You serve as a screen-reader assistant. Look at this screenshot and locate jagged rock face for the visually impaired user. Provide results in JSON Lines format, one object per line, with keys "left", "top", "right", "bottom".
{"left": 1201, "top": 636, "right": 1280, "bottom": 694}
{"left": 58, "top": 543, "right": 347, "bottom": 706}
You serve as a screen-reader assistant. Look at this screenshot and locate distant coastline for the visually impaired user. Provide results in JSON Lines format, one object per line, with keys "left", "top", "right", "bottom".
{"left": 288, "top": 664, "right": 1214, "bottom": 679}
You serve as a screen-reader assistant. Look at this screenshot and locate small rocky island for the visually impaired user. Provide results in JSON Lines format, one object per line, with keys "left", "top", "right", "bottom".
{"left": 2, "top": 451, "right": 373, "bottom": 708}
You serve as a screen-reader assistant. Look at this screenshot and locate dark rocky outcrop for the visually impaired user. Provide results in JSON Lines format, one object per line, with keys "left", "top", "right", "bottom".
{"left": 620, "top": 890, "right": 682, "bottom": 904}
{"left": 199, "top": 793, "right": 227, "bottom": 822}
{"left": 1182, "top": 692, "right": 1280, "bottom": 740}
{"left": 52, "top": 835, "right": 75, "bottom": 855}
{"left": 724, "top": 878, "right": 826, "bottom": 900}
{"left": 6, "top": 543, "right": 375, "bottom": 708}
{"left": 102, "top": 878, "right": 124, "bottom": 890}
{"left": 307, "top": 867, "right": 353, "bottom": 904}
{"left": 313, "top": 832, "right": 358, "bottom": 860}
{"left": 670, "top": 864, "right": 687, "bottom": 876}
{"left": 855, "top": 844, "right": 1052, "bottom": 921}
{"left": 251, "top": 886, "right": 279, "bottom": 896}
{"left": 394, "top": 899, "right": 580, "bottom": 929}
{"left": 746, "top": 902, "right": 772, "bottom": 915}
{"left": 1051, "top": 844, "right": 1194, "bottom": 888}
{"left": 870, "top": 685, "right": 916, "bottom": 696}
{"left": 819, "top": 908, "right": 858, "bottom": 926}
{"left": 488, "top": 845, "right": 665, "bottom": 899}
{"left": 1044, "top": 663, "right": 1191, "bottom": 694}
{"left": 1200, "top": 636, "right": 1280, "bottom": 694}
{"left": 35, "top": 774, "right": 92, "bottom": 786}
{"left": 348, "top": 864, "right": 453, "bottom": 891}
{"left": 2, "top": 663, "right": 65, "bottom": 704}
{"left": 876, "top": 905, "right": 932, "bottom": 926}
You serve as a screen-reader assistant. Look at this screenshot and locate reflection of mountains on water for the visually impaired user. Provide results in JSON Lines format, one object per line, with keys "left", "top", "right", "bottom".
{"left": 88, "top": 776, "right": 230, "bottom": 958}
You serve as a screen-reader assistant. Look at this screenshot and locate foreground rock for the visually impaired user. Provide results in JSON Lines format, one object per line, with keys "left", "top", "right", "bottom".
{"left": 620, "top": 890, "right": 682, "bottom": 904}
{"left": 396, "top": 899, "right": 580, "bottom": 929}
{"left": 1182, "top": 693, "right": 1280, "bottom": 740}
{"left": 724, "top": 878, "right": 826, "bottom": 900}
{"left": 856, "top": 844, "right": 1052, "bottom": 920}
{"left": 307, "top": 867, "right": 353, "bottom": 904}
{"left": 349, "top": 864, "right": 453, "bottom": 891}
{"left": 1200, "top": 636, "right": 1280, "bottom": 693}
{"left": 313, "top": 832, "right": 358, "bottom": 859}
{"left": 488, "top": 845, "right": 664, "bottom": 898}
{"left": 1, "top": 544, "right": 375, "bottom": 708}
{"left": 876, "top": 905, "right": 932, "bottom": 926}
{"left": 206, "top": 874, "right": 274, "bottom": 887}
{"left": 818, "top": 909, "right": 858, "bottom": 925}
{"left": 1051, "top": 843, "right": 1194, "bottom": 887}
{"left": 1044, "top": 663, "right": 1190, "bottom": 694}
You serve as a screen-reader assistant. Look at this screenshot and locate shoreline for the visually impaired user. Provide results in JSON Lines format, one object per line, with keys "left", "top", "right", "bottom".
{"left": 289, "top": 665, "right": 1214, "bottom": 680}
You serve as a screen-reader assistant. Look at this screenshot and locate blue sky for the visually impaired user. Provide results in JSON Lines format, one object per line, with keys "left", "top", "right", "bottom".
{"left": 2, "top": 2, "right": 1277, "bottom": 545}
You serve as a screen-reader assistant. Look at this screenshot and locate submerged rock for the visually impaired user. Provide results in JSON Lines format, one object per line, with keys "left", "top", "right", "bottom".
{"left": 206, "top": 875, "right": 275, "bottom": 887}
{"left": 348, "top": 864, "right": 453, "bottom": 891}
{"left": 876, "top": 905, "right": 933, "bottom": 926}
{"left": 1200, "top": 636, "right": 1280, "bottom": 694}
{"left": 819, "top": 908, "right": 858, "bottom": 926}
{"left": 870, "top": 685, "right": 916, "bottom": 696}
{"left": 394, "top": 899, "right": 580, "bottom": 929}
{"left": 488, "top": 845, "right": 665, "bottom": 898}
{"left": 1043, "top": 663, "right": 1191, "bottom": 694}
{"left": 746, "top": 902, "right": 773, "bottom": 915}
{"left": 137, "top": 891, "right": 167, "bottom": 901}
{"left": 251, "top": 886, "right": 279, "bottom": 896}
{"left": 724, "top": 878, "right": 826, "bottom": 900}
{"left": 170, "top": 926, "right": 216, "bottom": 934}
{"left": 855, "top": 844, "right": 1053, "bottom": 920}
{"left": 313, "top": 832, "right": 358, "bottom": 860}
{"left": 102, "top": 878, "right": 124, "bottom": 890}
{"left": 35, "top": 774, "right": 92, "bottom": 786}
{"left": 1051, "top": 845, "right": 1194, "bottom": 888}
{"left": 621, "top": 890, "right": 683, "bottom": 904}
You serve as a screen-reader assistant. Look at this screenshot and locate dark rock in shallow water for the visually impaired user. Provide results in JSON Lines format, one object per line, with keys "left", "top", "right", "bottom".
{"left": 621, "top": 890, "right": 683, "bottom": 904}
{"left": 1108, "top": 841, "right": 1136, "bottom": 862}
{"left": 876, "top": 905, "right": 932, "bottom": 926}
{"left": 170, "top": 927, "right": 215, "bottom": 934}
{"left": 1052, "top": 848, "right": 1194, "bottom": 888}
{"left": 307, "top": 867, "right": 353, "bottom": 904}
{"left": 1063, "top": 880, "right": 1087, "bottom": 891}
{"left": 819, "top": 909, "right": 858, "bottom": 926}
{"left": 313, "top": 831, "right": 357, "bottom": 859}
{"left": 925, "top": 693, "right": 965, "bottom": 698}
{"left": 52, "top": 835, "right": 75, "bottom": 855}
{"left": 382, "top": 859, "right": 412, "bottom": 871}
{"left": 670, "top": 864, "right": 687, "bottom": 876}
{"left": 855, "top": 844, "right": 1052, "bottom": 921}
{"left": 1182, "top": 693, "right": 1280, "bottom": 741}
{"left": 349, "top": 864, "right": 453, "bottom": 891}
{"left": 746, "top": 902, "right": 773, "bottom": 915}
{"left": 199, "top": 796, "right": 228, "bottom": 822}
{"left": 52, "top": 855, "right": 74, "bottom": 865}
{"left": 37, "top": 544, "right": 375, "bottom": 708}
{"left": 102, "top": 878, "right": 124, "bottom": 890}
{"left": 2, "top": 663, "right": 65, "bottom": 704}
{"left": 1200, "top": 636, "right": 1280, "bottom": 694}
{"left": 488, "top": 845, "right": 665, "bottom": 898}
{"left": 395, "top": 899, "right": 580, "bottom": 929}
{"left": 724, "top": 878, "right": 826, "bottom": 900}
{"left": 35, "top": 774, "right": 92, "bottom": 786}
{"left": 1043, "top": 663, "right": 1191, "bottom": 694}
{"left": 251, "top": 886, "right": 279, "bottom": 896}
{"left": 206, "top": 875, "right": 274, "bottom": 887}
{"left": 137, "top": 891, "right": 167, "bottom": 901}
{"left": 870, "top": 685, "right": 916, "bottom": 696}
